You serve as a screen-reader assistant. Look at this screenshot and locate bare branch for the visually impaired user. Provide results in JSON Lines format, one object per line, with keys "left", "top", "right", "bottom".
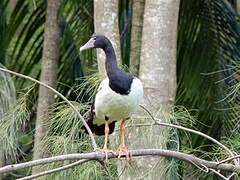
{"left": 1, "top": 149, "right": 240, "bottom": 175}
{"left": 129, "top": 118, "right": 238, "bottom": 165}
{"left": 17, "top": 160, "right": 90, "bottom": 180}
{"left": 217, "top": 155, "right": 240, "bottom": 165}
{"left": 153, "top": 120, "right": 237, "bottom": 164}
{"left": 0, "top": 67, "right": 238, "bottom": 179}
{"left": 139, "top": 105, "right": 155, "bottom": 122}
{"left": 138, "top": 105, "right": 238, "bottom": 165}
{"left": 0, "top": 67, "right": 97, "bottom": 149}
{"left": 209, "top": 168, "right": 237, "bottom": 180}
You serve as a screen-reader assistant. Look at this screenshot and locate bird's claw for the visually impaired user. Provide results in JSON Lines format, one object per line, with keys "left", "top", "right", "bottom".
{"left": 94, "top": 148, "right": 117, "bottom": 161}
{"left": 118, "top": 146, "right": 131, "bottom": 165}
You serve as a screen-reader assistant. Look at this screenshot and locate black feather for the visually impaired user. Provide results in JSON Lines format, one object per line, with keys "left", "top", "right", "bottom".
{"left": 108, "top": 71, "right": 133, "bottom": 95}
{"left": 81, "top": 93, "right": 116, "bottom": 136}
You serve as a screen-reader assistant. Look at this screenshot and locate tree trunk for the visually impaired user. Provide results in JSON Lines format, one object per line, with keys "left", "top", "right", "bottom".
{"left": 8, "top": 0, "right": 18, "bottom": 10}
{"left": 32, "top": 0, "right": 61, "bottom": 175}
{"left": 121, "top": 0, "right": 180, "bottom": 179}
{"left": 94, "top": 0, "right": 121, "bottom": 76}
{"left": 237, "top": 0, "right": 240, "bottom": 13}
{"left": 140, "top": 0, "right": 179, "bottom": 109}
{"left": 129, "top": 0, "right": 145, "bottom": 76}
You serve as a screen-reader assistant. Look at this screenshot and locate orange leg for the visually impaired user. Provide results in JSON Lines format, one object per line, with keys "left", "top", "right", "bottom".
{"left": 118, "top": 119, "right": 130, "bottom": 162}
{"left": 95, "top": 120, "right": 115, "bottom": 159}
{"left": 103, "top": 119, "right": 109, "bottom": 149}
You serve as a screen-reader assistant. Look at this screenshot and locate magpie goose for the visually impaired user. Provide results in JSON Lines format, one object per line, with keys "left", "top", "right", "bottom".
{"left": 80, "top": 34, "right": 143, "bottom": 158}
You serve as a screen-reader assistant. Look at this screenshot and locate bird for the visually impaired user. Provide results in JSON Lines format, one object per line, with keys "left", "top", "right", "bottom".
{"left": 80, "top": 34, "right": 143, "bottom": 159}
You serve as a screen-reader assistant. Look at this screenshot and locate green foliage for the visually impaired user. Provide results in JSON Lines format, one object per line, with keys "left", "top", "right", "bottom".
{"left": 177, "top": 0, "right": 240, "bottom": 146}
{"left": 1, "top": 0, "right": 240, "bottom": 179}
{"left": 44, "top": 98, "right": 118, "bottom": 179}
{"left": 0, "top": 69, "right": 32, "bottom": 161}
{"left": 0, "top": 0, "right": 8, "bottom": 64}
{"left": 1, "top": 0, "right": 95, "bottom": 178}
{"left": 177, "top": 0, "right": 240, "bottom": 178}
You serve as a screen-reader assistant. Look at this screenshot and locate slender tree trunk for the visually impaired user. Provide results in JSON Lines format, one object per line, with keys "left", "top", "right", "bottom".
{"left": 32, "top": 0, "right": 61, "bottom": 175}
{"left": 129, "top": 0, "right": 145, "bottom": 76}
{"left": 237, "top": 0, "right": 240, "bottom": 13}
{"left": 140, "top": 0, "right": 178, "bottom": 110}
{"left": 94, "top": 0, "right": 121, "bottom": 76}
{"left": 121, "top": 0, "right": 180, "bottom": 179}
{"left": 8, "top": 0, "right": 18, "bottom": 10}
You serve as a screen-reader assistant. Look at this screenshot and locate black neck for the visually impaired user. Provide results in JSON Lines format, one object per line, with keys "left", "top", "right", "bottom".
{"left": 103, "top": 42, "right": 133, "bottom": 95}
{"left": 103, "top": 44, "right": 120, "bottom": 77}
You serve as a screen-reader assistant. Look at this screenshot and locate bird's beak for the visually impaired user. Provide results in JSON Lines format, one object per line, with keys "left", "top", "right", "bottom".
{"left": 80, "top": 38, "right": 95, "bottom": 52}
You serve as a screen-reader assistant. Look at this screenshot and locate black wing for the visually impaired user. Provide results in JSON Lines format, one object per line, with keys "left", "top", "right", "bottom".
{"left": 80, "top": 82, "right": 116, "bottom": 135}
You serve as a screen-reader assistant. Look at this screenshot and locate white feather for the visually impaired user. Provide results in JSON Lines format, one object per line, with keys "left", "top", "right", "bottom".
{"left": 94, "top": 77, "right": 143, "bottom": 125}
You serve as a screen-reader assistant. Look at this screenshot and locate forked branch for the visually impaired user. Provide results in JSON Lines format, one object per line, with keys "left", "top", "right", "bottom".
{"left": 1, "top": 68, "right": 239, "bottom": 180}
{"left": 0, "top": 149, "right": 239, "bottom": 176}
{"left": 0, "top": 67, "right": 97, "bottom": 149}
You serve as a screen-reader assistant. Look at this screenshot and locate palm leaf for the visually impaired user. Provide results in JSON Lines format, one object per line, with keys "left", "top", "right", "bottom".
{"left": 0, "top": 65, "right": 18, "bottom": 162}
{"left": 119, "top": 0, "right": 132, "bottom": 66}
{"left": 177, "top": 1, "right": 240, "bottom": 179}
{"left": 0, "top": 0, "right": 8, "bottom": 64}
{"left": 177, "top": 0, "right": 240, "bottom": 147}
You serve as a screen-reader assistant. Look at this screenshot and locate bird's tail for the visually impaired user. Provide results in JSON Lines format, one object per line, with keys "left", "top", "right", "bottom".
{"left": 80, "top": 109, "right": 116, "bottom": 136}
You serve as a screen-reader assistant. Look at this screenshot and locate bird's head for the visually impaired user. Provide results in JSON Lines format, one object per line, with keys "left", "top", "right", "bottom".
{"left": 80, "top": 34, "right": 109, "bottom": 51}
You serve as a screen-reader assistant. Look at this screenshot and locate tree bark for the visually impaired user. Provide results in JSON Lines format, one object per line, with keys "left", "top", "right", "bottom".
{"left": 237, "top": 0, "right": 240, "bottom": 13}
{"left": 140, "top": 0, "right": 179, "bottom": 110}
{"left": 32, "top": 0, "right": 61, "bottom": 175}
{"left": 94, "top": 0, "right": 121, "bottom": 76}
{"left": 129, "top": 0, "right": 145, "bottom": 76}
{"left": 2, "top": 149, "right": 239, "bottom": 175}
{"left": 121, "top": 0, "right": 180, "bottom": 179}
{"left": 8, "top": 0, "right": 18, "bottom": 10}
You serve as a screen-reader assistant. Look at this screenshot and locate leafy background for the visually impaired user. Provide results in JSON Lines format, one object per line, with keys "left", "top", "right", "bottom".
{"left": 0, "top": 0, "right": 240, "bottom": 179}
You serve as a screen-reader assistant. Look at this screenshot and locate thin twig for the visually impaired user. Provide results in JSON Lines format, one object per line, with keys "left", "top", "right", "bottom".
{"left": 123, "top": 123, "right": 153, "bottom": 129}
{"left": 154, "top": 120, "right": 237, "bottom": 165}
{"left": 17, "top": 159, "right": 90, "bottom": 180}
{"left": 209, "top": 168, "right": 236, "bottom": 180}
{"left": 139, "top": 105, "right": 155, "bottom": 122}
{"left": 0, "top": 149, "right": 239, "bottom": 174}
{"left": 209, "top": 168, "right": 228, "bottom": 180}
{"left": 0, "top": 67, "right": 97, "bottom": 149}
{"left": 227, "top": 172, "right": 237, "bottom": 179}
{"left": 127, "top": 119, "right": 237, "bottom": 166}
{"left": 217, "top": 155, "right": 240, "bottom": 165}
{"left": 138, "top": 106, "right": 238, "bottom": 165}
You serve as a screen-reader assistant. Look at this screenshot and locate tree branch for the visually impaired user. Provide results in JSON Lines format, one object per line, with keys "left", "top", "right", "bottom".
{"left": 0, "top": 149, "right": 239, "bottom": 175}
{"left": 217, "top": 155, "right": 240, "bottom": 165}
{"left": 17, "top": 160, "right": 90, "bottom": 180}
{"left": 155, "top": 120, "right": 236, "bottom": 164}
{"left": 138, "top": 105, "right": 238, "bottom": 165}
{"left": 0, "top": 67, "right": 97, "bottom": 149}
{"left": 1, "top": 66, "right": 239, "bottom": 179}
{"left": 209, "top": 168, "right": 237, "bottom": 180}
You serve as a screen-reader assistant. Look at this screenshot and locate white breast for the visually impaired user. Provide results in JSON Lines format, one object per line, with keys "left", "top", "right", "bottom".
{"left": 93, "top": 78, "right": 143, "bottom": 125}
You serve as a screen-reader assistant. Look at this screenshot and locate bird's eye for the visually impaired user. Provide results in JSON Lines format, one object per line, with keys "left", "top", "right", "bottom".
{"left": 93, "top": 37, "right": 97, "bottom": 40}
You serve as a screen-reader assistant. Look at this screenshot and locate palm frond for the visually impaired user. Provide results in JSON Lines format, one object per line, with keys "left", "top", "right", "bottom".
{"left": 0, "top": 0, "right": 8, "bottom": 64}
{"left": 119, "top": 0, "right": 132, "bottom": 66}
{"left": 0, "top": 65, "right": 25, "bottom": 161}
{"left": 177, "top": 0, "right": 240, "bottom": 146}
{"left": 177, "top": 2, "right": 240, "bottom": 179}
